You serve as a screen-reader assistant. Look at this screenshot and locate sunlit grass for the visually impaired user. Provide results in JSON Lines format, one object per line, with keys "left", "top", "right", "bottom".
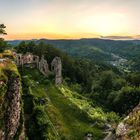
{"left": 59, "top": 86, "right": 120, "bottom": 123}
{"left": 0, "top": 50, "right": 18, "bottom": 81}
{"left": 21, "top": 68, "right": 121, "bottom": 140}
{"left": 22, "top": 68, "right": 105, "bottom": 140}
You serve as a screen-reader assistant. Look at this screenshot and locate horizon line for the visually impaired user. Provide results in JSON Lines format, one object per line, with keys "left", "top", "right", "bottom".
{"left": 5, "top": 36, "right": 140, "bottom": 41}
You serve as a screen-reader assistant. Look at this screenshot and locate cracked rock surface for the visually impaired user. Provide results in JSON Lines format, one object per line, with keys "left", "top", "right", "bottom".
{"left": 4, "top": 75, "right": 21, "bottom": 140}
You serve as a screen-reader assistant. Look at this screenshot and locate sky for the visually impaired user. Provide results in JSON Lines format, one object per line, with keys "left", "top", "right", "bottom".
{"left": 0, "top": 0, "right": 140, "bottom": 40}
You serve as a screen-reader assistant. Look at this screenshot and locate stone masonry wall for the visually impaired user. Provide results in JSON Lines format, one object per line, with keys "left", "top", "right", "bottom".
{"left": 4, "top": 75, "right": 21, "bottom": 140}
{"left": 16, "top": 53, "right": 62, "bottom": 85}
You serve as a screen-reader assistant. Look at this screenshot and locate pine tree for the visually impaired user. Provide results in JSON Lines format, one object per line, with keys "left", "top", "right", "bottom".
{"left": 0, "top": 24, "right": 7, "bottom": 35}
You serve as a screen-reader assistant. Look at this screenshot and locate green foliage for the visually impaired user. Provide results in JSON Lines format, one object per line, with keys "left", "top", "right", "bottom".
{"left": 0, "top": 24, "right": 7, "bottom": 52}
{"left": 16, "top": 41, "right": 27, "bottom": 54}
{"left": 35, "top": 39, "right": 113, "bottom": 62}
{"left": 69, "top": 83, "right": 82, "bottom": 93}
{"left": 90, "top": 70, "right": 140, "bottom": 115}
{"left": 113, "top": 78, "right": 126, "bottom": 90}
{"left": 113, "top": 86, "right": 140, "bottom": 114}
{"left": 29, "top": 105, "right": 48, "bottom": 140}
{"left": 0, "top": 38, "right": 8, "bottom": 52}
{"left": 128, "top": 129, "right": 138, "bottom": 139}
{"left": 11, "top": 38, "right": 140, "bottom": 72}
{"left": 16, "top": 40, "right": 140, "bottom": 116}
{"left": 31, "top": 38, "right": 140, "bottom": 72}
{"left": 0, "top": 58, "right": 23, "bottom": 140}
{"left": 99, "top": 71, "right": 115, "bottom": 91}
{"left": 21, "top": 68, "right": 59, "bottom": 140}
{"left": 21, "top": 68, "right": 114, "bottom": 140}
{"left": 59, "top": 85, "right": 120, "bottom": 124}
{"left": 127, "top": 73, "right": 140, "bottom": 87}
{"left": 0, "top": 82, "right": 7, "bottom": 129}
{"left": 0, "top": 24, "right": 7, "bottom": 35}
{"left": 1, "top": 37, "right": 140, "bottom": 139}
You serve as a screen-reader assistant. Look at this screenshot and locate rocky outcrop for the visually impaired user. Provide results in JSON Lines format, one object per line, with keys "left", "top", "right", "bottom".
{"left": 116, "top": 122, "right": 127, "bottom": 139}
{"left": 116, "top": 103, "right": 140, "bottom": 140}
{"left": 4, "top": 74, "right": 22, "bottom": 140}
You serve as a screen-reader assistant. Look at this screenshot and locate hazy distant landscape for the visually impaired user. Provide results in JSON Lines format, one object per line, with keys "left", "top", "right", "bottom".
{"left": 8, "top": 38, "right": 140, "bottom": 71}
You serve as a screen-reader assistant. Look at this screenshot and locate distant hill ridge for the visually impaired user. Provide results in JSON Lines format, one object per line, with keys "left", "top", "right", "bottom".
{"left": 8, "top": 38, "right": 140, "bottom": 71}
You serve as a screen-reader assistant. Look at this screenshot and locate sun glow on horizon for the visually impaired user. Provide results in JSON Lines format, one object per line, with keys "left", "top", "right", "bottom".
{"left": 1, "top": 0, "right": 140, "bottom": 40}
{"left": 80, "top": 13, "right": 128, "bottom": 36}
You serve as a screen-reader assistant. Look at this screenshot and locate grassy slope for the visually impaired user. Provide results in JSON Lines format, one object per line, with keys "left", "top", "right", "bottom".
{"left": 47, "top": 85, "right": 103, "bottom": 140}
{"left": 22, "top": 68, "right": 119, "bottom": 140}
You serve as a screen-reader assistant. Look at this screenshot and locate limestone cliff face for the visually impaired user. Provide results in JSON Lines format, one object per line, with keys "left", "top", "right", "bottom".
{"left": 4, "top": 75, "right": 22, "bottom": 140}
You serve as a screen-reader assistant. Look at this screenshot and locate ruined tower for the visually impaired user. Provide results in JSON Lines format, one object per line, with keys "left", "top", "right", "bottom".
{"left": 16, "top": 53, "right": 39, "bottom": 67}
{"left": 16, "top": 53, "right": 62, "bottom": 85}
{"left": 16, "top": 54, "right": 22, "bottom": 66}
{"left": 39, "top": 56, "right": 49, "bottom": 76}
{"left": 51, "top": 57, "right": 62, "bottom": 85}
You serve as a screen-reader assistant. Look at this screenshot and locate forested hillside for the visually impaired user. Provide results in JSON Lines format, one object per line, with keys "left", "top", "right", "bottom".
{"left": 1, "top": 38, "right": 140, "bottom": 139}
{"left": 36, "top": 38, "right": 140, "bottom": 71}
{"left": 9, "top": 38, "right": 140, "bottom": 71}
{"left": 15, "top": 41, "right": 140, "bottom": 115}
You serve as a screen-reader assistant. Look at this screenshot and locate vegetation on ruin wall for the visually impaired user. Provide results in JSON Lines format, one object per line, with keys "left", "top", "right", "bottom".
{"left": 0, "top": 59, "right": 19, "bottom": 81}
{"left": 0, "top": 57, "right": 19, "bottom": 99}
{"left": 0, "top": 52, "right": 18, "bottom": 111}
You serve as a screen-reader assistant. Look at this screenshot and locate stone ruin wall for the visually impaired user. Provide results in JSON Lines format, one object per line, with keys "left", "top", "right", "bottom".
{"left": 3, "top": 75, "right": 21, "bottom": 140}
{"left": 38, "top": 56, "right": 49, "bottom": 76}
{"left": 16, "top": 53, "right": 39, "bottom": 67}
{"left": 16, "top": 53, "right": 62, "bottom": 85}
{"left": 51, "top": 57, "right": 62, "bottom": 85}
{"left": 0, "top": 59, "right": 23, "bottom": 140}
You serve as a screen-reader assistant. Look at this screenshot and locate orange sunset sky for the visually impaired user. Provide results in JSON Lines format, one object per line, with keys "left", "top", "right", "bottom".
{"left": 0, "top": 0, "right": 140, "bottom": 40}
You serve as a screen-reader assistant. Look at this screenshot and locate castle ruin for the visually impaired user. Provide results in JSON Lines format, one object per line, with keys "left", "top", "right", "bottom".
{"left": 51, "top": 57, "right": 62, "bottom": 85}
{"left": 16, "top": 53, "right": 62, "bottom": 85}
{"left": 39, "top": 56, "right": 49, "bottom": 76}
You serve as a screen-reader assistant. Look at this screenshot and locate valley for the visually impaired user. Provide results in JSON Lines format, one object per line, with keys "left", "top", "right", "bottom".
{"left": 109, "top": 53, "right": 130, "bottom": 73}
